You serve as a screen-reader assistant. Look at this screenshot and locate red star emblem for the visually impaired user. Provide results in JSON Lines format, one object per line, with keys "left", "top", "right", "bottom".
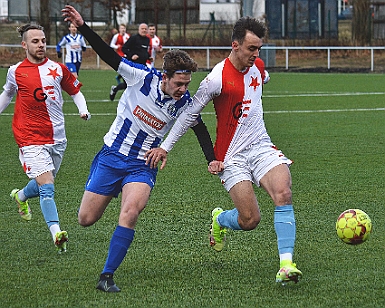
{"left": 249, "top": 76, "right": 260, "bottom": 90}
{"left": 47, "top": 68, "right": 60, "bottom": 80}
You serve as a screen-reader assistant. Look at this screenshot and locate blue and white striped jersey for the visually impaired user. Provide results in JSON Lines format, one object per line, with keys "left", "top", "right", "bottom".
{"left": 56, "top": 33, "right": 86, "bottom": 64}
{"left": 103, "top": 59, "right": 194, "bottom": 160}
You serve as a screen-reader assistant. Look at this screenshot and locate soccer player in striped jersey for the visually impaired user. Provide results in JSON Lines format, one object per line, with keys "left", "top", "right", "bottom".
{"left": 62, "top": 5, "right": 215, "bottom": 292}
{"left": 146, "top": 17, "right": 303, "bottom": 285}
{"left": 56, "top": 22, "right": 87, "bottom": 78}
{"left": 0, "top": 23, "right": 91, "bottom": 253}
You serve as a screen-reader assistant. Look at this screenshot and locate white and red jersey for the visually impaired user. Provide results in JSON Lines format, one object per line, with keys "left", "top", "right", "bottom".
{"left": 149, "top": 35, "right": 162, "bottom": 67}
{"left": 161, "top": 57, "right": 270, "bottom": 162}
{"left": 3, "top": 57, "right": 82, "bottom": 147}
{"left": 110, "top": 33, "right": 130, "bottom": 57}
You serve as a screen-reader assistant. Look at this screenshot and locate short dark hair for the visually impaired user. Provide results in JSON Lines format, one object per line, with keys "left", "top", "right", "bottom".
{"left": 231, "top": 17, "right": 266, "bottom": 44}
{"left": 17, "top": 24, "right": 44, "bottom": 39}
{"left": 162, "top": 49, "right": 198, "bottom": 78}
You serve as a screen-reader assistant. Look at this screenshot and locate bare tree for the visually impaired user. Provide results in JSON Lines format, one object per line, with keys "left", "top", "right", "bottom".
{"left": 352, "top": 0, "right": 372, "bottom": 45}
{"left": 39, "top": 0, "right": 51, "bottom": 44}
{"left": 104, "top": 0, "right": 131, "bottom": 28}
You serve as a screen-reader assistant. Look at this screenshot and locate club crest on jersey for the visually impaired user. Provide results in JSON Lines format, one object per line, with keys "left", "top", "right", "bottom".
{"left": 133, "top": 105, "right": 166, "bottom": 130}
{"left": 167, "top": 104, "right": 178, "bottom": 117}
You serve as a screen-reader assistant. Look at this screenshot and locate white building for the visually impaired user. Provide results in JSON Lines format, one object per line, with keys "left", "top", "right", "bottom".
{"left": 0, "top": 0, "right": 8, "bottom": 20}
{"left": 200, "top": 0, "right": 265, "bottom": 24}
{"left": 118, "top": 0, "right": 265, "bottom": 25}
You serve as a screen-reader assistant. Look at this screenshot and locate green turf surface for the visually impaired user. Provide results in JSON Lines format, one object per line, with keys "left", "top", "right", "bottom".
{"left": 0, "top": 68, "right": 384, "bottom": 307}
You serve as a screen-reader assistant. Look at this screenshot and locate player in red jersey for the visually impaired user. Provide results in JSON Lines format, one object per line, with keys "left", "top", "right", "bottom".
{"left": 146, "top": 17, "right": 302, "bottom": 285}
{"left": 110, "top": 24, "right": 130, "bottom": 85}
{"left": 0, "top": 24, "right": 91, "bottom": 253}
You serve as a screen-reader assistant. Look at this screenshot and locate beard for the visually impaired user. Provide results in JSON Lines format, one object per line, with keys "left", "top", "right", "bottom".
{"left": 28, "top": 49, "right": 46, "bottom": 62}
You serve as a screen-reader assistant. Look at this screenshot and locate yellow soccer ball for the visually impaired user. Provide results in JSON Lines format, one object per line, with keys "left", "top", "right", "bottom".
{"left": 336, "top": 209, "right": 372, "bottom": 245}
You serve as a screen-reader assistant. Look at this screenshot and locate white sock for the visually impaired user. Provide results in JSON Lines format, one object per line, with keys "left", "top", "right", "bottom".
{"left": 18, "top": 189, "right": 27, "bottom": 202}
{"left": 49, "top": 224, "right": 61, "bottom": 242}
{"left": 279, "top": 253, "right": 293, "bottom": 263}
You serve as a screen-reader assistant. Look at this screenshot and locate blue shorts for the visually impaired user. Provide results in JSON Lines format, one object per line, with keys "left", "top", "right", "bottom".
{"left": 85, "top": 145, "right": 157, "bottom": 197}
{"left": 66, "top": 62, "right": 81, "bottom": 74}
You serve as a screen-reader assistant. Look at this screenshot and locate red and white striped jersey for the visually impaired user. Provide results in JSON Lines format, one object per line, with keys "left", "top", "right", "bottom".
{"left": 161, "top": 57, "right": 270, "bottom": 162}
{"left": 3, "top": 57, "right": 82, "bottom": 147}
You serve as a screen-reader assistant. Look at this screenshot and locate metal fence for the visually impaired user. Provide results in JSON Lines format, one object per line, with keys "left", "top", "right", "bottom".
{"left": 1, "top": 44, "right": 385, "bottom": 72}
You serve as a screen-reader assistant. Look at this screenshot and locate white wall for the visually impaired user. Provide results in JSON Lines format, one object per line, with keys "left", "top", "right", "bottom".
{"left": 0, "top": 0, "right": 8, "bottom": 20}
{"left": 200, "top": 2, "right": 241, "bottom": 23}
{"left": 200, "top": 0, "right": 266, "bottom": 24}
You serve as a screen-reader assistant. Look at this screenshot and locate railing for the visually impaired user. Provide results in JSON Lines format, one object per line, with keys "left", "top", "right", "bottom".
{"left": 161, "top": 45, "right": 385, "bottom": 71}
{"left": 1, "top": 44, "right": 385, "bottom": 71}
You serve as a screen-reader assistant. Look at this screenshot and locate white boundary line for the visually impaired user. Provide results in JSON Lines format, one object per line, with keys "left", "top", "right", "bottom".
{"left": 1, "top": 91, "right": 385, "bottom": 116}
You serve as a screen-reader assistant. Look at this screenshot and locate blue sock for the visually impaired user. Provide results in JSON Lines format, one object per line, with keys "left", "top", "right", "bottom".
{"left": 39, "top": 184, "right": 59, "bottom": 228}
{"left": 274, "top": 205, "right": 296, "bottom": 255}
{"left": 24, "top": 179, "right": 39, "bottom": 199}
{"left": 102, "top": 225, "right": 135, "bottom": 274}
{"left": 217, "top": 208, "right": 242, "bottom": 230}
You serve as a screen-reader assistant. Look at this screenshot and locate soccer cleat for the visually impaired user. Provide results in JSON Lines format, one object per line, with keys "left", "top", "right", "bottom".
{"left": 96, "top": 274, "right": 121, "bottom": 292}
{"left": 109, "top": 85, "right": 117, "bottom": 101}
{"left": 10, "top": 188, "right": 32, "bottom": 221}
{"left": 55, "top": 231, "right": 69, "bottom": 253}
{"left": 209, "top": 207, "right": 227, "bottom": 252}
{"left": 275, "top": 261, "right": 302, "bottom": 285}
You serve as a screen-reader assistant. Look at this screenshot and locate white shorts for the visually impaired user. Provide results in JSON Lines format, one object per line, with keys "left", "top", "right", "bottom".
{"left": 218, "top": 140, "right": 292, "bottom": 192}
{"left": 19, "top": 142, "right": 67, "bottom": 179}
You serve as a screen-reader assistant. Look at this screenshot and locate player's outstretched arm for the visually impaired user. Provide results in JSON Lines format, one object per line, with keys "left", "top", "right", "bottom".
{"left": 62, "top": 5, "right": 120, "bottom": 71}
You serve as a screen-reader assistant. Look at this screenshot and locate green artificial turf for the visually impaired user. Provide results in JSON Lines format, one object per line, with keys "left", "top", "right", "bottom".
{"left": 0, "top": 68, "right": 384, "bottom": 307}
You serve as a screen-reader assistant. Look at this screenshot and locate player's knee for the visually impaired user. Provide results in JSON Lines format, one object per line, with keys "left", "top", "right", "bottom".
{"left": 273, "top": 187, "right": 292, "bottom": 205}
{"left": 239, "top": 213, "right": 261, "bottom": 230}
{"left": 78, "top": 211, "right": 96, "bottom": 227}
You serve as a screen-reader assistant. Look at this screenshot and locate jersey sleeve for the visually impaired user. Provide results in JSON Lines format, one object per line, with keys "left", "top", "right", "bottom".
{"left": 59, "top": 63, "right": 82, "bottom": 95}
{"left": 56, "top": 36, "right": 66, "bottom": 52}
{"left": 77, "top": 23, "right": 121, "bottom": 71}
{"left": 160, "top": 70, "right": 221, "bottom": 153}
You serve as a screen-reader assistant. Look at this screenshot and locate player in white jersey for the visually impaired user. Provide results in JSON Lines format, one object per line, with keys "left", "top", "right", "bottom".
{"left": 62, "top": 5, "right": 215, "bottom": 293}
{"left": 56, "top": 22, "right": 87, "bottom": 78}
{"left": 0, "top": 24, "right": 91, "bottom": 253}
{"left": 146, "top": 17, "right": 303, "bottom": 285}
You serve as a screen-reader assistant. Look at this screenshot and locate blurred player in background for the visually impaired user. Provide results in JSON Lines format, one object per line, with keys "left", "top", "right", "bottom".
{"left": 109, "top": 23, "right": 151, "bottom": 101}
{"left": 110, "top": 24, "right": 130, "bottom": 57}
{"left": 62, "top": 5, "right": 215, "bottom": 293}
{"left": 0, "top": 23, "right": 91, "bottom": 253}
{"left": 110, "top": 23, "right": 130, "bottom": 85}
{"left": 147, "top": 24, "right": 163, "bottom": 68}
{"left": 146, "top": 17, "right": 302, "bottom": 286}
{"left": 56, "top": 22, "right": 87, "bottom": 78}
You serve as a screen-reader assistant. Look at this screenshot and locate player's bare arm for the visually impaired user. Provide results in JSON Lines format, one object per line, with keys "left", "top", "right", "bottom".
{"left": 144, "top": 148, "right": 168, "bottom": 170}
